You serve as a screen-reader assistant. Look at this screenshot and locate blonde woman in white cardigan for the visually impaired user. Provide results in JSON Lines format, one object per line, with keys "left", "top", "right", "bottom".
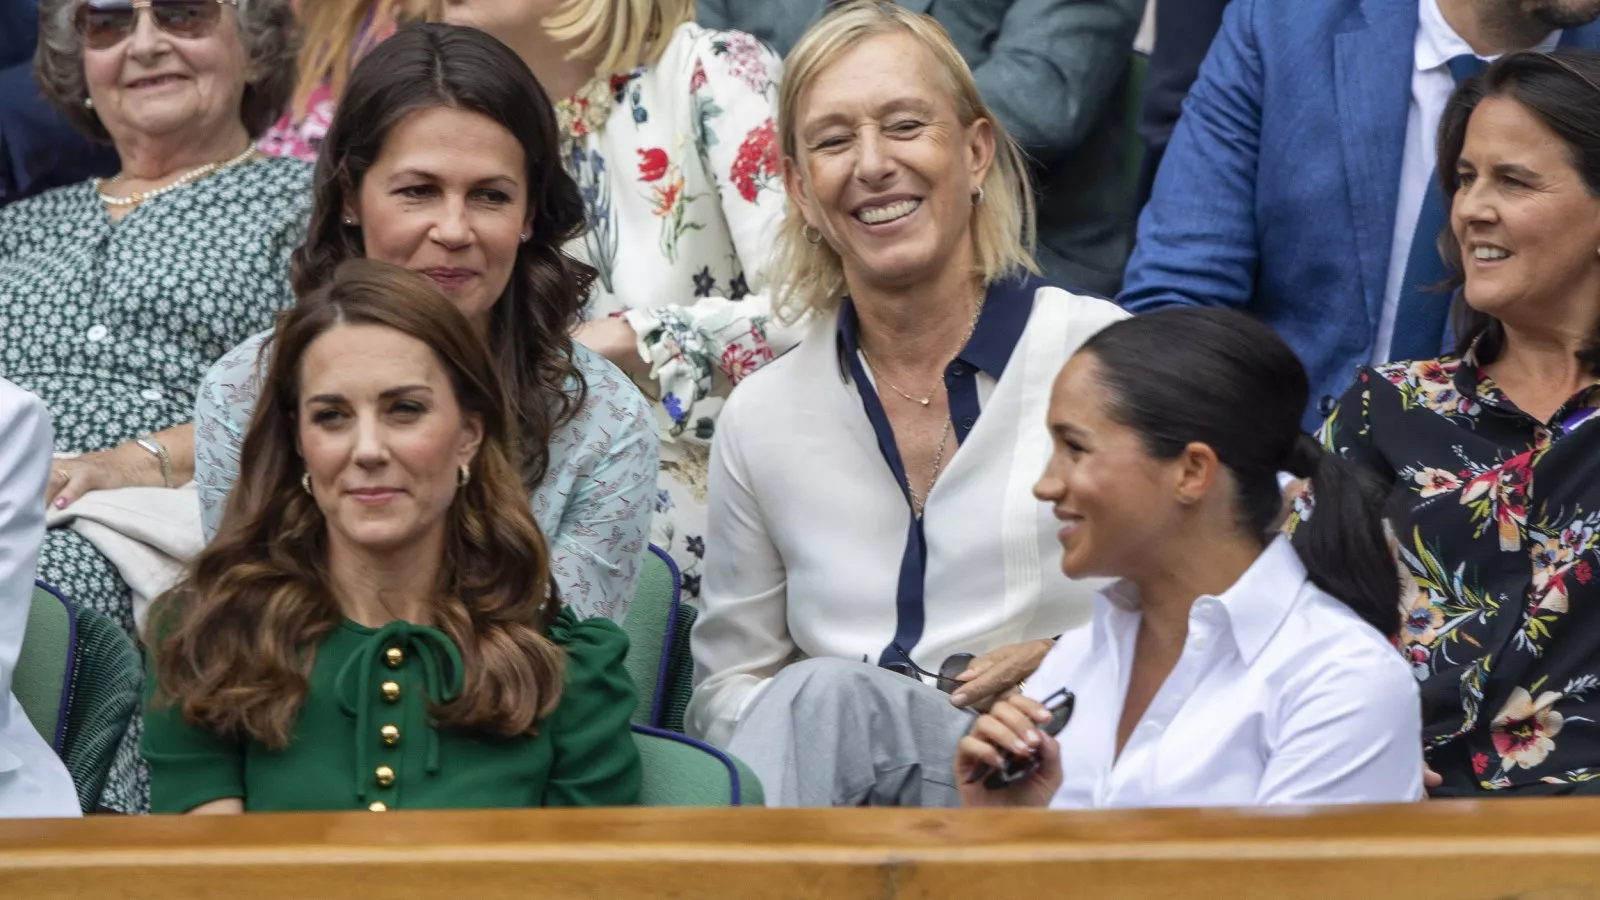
{"left": 687, "top": 2, "right": 1122, "bottom": 807}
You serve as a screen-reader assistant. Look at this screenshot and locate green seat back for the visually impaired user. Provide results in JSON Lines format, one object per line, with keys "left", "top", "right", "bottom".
{"left": 631, "top": 726, "right": 763, "bottom": 806}
{"left": 15, "top": 582, "right": 140, "bottom": 812}
{"left": 622, "top": 545, "right": 690, "bottom": 729}
{"left": 15, "top": 585, "right": 73, "bottom": 753}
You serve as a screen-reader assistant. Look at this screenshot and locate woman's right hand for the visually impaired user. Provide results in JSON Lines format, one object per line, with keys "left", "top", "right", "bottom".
{"left": 955, "top": 694, "right": 1062, "bottom": 808}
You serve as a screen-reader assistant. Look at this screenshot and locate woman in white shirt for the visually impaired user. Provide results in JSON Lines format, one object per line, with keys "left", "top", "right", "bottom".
{"left": 688, "top": 2, "right": 1122, "bottom": 807}
{"left": 956, "top": 308, "right": 1423, "bottom": 809}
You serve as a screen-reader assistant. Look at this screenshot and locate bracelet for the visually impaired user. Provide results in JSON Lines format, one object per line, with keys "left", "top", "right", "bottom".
{"left": 135, "top": 437, "right": 173, "bottom": 488}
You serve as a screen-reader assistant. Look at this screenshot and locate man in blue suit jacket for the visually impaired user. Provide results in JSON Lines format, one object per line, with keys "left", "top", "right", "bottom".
{"left": 1119, "top": 0, "right": 1600, "bottom": 431}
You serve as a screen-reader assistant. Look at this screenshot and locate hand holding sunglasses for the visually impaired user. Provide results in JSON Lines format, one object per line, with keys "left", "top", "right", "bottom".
{"left": 955, "top": 688, "right": 1073, "bottom": 807}
{"left": 75, "top": 0, "right": 239, "bottom": 51}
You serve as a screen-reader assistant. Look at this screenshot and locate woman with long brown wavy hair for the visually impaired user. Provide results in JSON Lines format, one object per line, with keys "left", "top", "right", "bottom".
{"left": 143, "top": 260, "right": 640, "bottom": 813}
{"left": 198, "top": 24, "right": 658, "bottom": 623}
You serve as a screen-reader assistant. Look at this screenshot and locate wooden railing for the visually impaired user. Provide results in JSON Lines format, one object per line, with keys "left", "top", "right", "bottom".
{"left": 4, "top": 800, "right": 1600, "bottom": 898}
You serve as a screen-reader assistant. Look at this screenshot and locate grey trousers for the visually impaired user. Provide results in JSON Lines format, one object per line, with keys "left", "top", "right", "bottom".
{"left": 726, "top": 657, "right": 977, "bottom": 808}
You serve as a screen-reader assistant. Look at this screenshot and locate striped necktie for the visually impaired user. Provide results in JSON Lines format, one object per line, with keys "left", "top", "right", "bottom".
{"left": 1387, "top": 53, "right": 1489, "bottom": 361}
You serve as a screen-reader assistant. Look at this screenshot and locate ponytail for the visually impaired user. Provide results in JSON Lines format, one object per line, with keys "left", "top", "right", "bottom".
{"left": 1077, "top": 309, "right": 1401, "bottom": 640}
{"left": 1284, "top": 434, "right": 1400, "bottom": 637}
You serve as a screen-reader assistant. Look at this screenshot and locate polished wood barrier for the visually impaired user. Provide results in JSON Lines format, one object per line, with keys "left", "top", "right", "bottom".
{"left": 4, "top": 801, "right": 1600, "bottom": 899}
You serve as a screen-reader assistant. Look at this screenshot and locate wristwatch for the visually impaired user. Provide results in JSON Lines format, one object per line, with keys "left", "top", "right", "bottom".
{"left": 135, "top": 437, "right": 173, "bottom": 488}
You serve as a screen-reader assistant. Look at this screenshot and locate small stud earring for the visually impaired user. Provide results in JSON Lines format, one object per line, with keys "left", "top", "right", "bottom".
{"left": 519, "top": 232, "right": 529, "bottom": 243}
{"left": 83, "top": 97, "right": 94, "bottom": 110}
{"left": 301, "top": 473, "right": 312, "bottom": 494}
{"left": 342, "top": 216, "right": 355, "bottom": 226}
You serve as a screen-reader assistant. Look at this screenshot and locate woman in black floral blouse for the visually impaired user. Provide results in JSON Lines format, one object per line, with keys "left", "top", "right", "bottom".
{"left": 1309, "top": 50, "right": 1600, "bottom": 796}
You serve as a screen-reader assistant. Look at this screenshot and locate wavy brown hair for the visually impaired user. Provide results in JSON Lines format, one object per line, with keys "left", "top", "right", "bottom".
{"left": 292, "top": 23, "right": 594, "bottom": 489}
{"left": 147, "top": 260, "right": 565, "bottom": 748}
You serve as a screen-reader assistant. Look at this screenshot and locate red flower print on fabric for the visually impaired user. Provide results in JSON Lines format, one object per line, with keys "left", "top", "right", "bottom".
{"left": 638, "top": 147, "right": 669, "bottom": 182}
{"left": 721, "top": 342, "right": 774, "bottom": 385}
{"left": 689, "top": 60, "right": 708, "bottom": 94}
{"left": 730, "top": 118, "right": 779, "bottom": 203}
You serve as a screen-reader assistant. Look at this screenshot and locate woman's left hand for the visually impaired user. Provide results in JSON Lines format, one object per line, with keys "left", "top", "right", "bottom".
{"left": 949, "top": 638, "right": 1055, "bottom": 710}
{"left": 573, "top": 317, "right": 650, "bottom": 379}
{"left": 45, "top": 448, "right": 145, "bottom": 510}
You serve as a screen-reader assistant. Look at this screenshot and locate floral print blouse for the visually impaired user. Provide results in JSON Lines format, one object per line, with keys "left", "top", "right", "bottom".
{"left": 563, "top": 23, "right": 792, "bottom": 444}
{"left": 1308, "top": 348, "right": 1600, "bottom": 795}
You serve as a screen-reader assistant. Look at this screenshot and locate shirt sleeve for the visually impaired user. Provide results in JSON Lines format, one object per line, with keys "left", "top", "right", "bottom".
{"left": 621, "top": 29, "right": 798, "bottom": 440}
{"left": 542, "top": 609, "right": 642, "bottom": 807}
{"left": 685, "top": 392, "right": 793, "bottom": 748}
{"left": 548, "top": 358, "right": 659, "bottom": 623}
{"left": 140, "top": 645, "right": 247, "bottom": 813}
{"left": 0, "top": 384, "right": 51, "bottom": 706}
{"left": 1254, "top": 637, "right": 1424, "bottom": 805}
{"left": 193, "top": 331, "right": 270, "bottom": 540}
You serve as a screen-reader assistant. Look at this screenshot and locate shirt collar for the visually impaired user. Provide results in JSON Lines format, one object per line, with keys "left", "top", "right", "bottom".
{"left": 834, "top": 273, "right": 1043, "bottom": 382}
{"left": 1091, "top": 536, "right": 1309, "bottom": 666}
{"left": 1416, "top": 0, "right": 1560, "bottom": 73}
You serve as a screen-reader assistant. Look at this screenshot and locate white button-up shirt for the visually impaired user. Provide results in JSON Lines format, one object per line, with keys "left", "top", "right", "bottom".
{"left": 0, "top": 379, "right": 80, "bottom": 818}
{"left": 1029, "top": 537, "right": 1423, "bottom": 809}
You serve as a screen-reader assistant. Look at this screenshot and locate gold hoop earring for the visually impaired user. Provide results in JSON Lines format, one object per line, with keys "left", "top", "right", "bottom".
{"left": 802, "top": 224, "right": 823, "bottom": 245}
{"left": 301, "top": 473, "right": 312, "bottom": 495}
{"left": 458, "top": 463, "right": 471, "bottom": 487}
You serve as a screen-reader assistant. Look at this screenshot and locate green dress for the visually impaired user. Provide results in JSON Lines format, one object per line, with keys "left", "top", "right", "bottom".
{"left": 141, "top": 607, "right": 642, "bottom": 812}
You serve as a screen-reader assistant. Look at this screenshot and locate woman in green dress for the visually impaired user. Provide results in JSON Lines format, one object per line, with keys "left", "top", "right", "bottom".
{"left": 4, "top": 0, "right": 308, "bottom": 812}
{"left": 142, "top": 260, "right": 641, "bottom": 812}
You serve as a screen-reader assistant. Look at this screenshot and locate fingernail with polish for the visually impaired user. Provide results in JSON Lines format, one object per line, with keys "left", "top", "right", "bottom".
{"left": 1026, "top": 730, "right": 1042, "bottom": 745}
{"left": 54, "top": 497, "right": 67, "bottom": 508}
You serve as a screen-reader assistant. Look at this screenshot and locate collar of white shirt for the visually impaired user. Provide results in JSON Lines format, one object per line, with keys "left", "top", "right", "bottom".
{"left": 1416, "top": 0, "right": 1559, "bottom": 73}
{"left": 1094, "top": 535, "right": 1308, "bottom": 667}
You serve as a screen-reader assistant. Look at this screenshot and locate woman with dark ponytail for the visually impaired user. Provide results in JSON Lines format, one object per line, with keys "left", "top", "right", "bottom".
{"left": 955, "top": 307, "right": 1422, "bottom": 809}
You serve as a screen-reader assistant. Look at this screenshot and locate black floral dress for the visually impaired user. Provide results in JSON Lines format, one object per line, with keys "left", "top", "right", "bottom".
{"left": 1306, "top": 347, "right": 1600, "bottom": 795}
{"left": 0, "top": 156, "right": 312, "bottom": 811}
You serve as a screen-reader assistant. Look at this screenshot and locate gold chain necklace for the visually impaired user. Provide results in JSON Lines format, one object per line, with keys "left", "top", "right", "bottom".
{"left": 858, "top": 296, "right": 984, "bottom": 406}
{"left": 858, "top": 294, "right": 984, "bottom": 517}
{"left": 94, "top": 144, "right": 257, "bottom": 208}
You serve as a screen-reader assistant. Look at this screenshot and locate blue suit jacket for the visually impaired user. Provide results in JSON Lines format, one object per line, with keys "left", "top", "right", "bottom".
{"left": 1118, "top": 0, "right": 1600, "bottom": 431}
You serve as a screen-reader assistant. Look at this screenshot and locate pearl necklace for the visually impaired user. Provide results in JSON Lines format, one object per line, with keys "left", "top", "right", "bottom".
{"left": 94, "top": 145, "right": 257, "bottom": 208}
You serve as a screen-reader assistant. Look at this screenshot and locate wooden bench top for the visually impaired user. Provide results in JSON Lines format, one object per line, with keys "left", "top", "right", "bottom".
{"left": 3, "top": 800, "right": 1598, "bottom": 898}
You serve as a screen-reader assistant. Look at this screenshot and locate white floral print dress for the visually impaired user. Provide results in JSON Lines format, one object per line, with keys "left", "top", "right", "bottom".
{"left": 560, "top": 24, "right": 793, "bottom": 602}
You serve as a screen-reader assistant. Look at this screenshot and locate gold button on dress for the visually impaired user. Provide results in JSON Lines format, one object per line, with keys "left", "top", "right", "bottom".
{"left": 375, "top": 765, "right": 395, "bottom": 787}
{"left": 380, "top": 724, "right": 400, "bottom": 747}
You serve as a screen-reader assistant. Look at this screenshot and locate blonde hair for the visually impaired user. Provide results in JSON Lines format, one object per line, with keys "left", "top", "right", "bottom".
{"left": 291, "top": 0, "right": 439, "bottom": 120}
{"left": 544, "top": 0, "right": 697, "bottom": 77}
{"left": 773, "top": 0, "right": 1037, "bottom": 325}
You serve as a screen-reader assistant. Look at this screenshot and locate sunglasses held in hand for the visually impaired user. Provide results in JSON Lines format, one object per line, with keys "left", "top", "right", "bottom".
{"left": 75, "top": 0, "right": 239, "bottom": 51}
{"left": 879, "top": 643, "right": 975, "bottom": 695}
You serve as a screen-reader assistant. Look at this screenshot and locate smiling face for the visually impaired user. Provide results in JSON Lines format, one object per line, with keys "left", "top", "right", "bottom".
{"left": 297, "top": 323, "right": 484, "bottom": 558}
{"left": 1032, "top": 353, "right": 1188, "bottom": 581}
{"left": 80, "top": 1, "right": 250, "bottom": 149}
{"left": 783, "top": 31, "right": 994, "bottom": 293}
{"left": 347, "top": 105, "right": 532, "bottom": 329}
{"left": 1451, "top": 95, "right": 1600, "bottom": 333}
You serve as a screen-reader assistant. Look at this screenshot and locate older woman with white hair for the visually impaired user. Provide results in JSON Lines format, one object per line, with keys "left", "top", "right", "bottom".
{"left": 1, "top": 0, "right": 308, "bottom": 812}
{"left": 686, "top": 0, "right": 1125, "bottom": 807}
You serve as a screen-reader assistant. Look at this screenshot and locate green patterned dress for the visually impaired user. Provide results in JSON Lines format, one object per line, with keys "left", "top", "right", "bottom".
{"left": 0, "top": 155, "right": 312, "bottom": 812}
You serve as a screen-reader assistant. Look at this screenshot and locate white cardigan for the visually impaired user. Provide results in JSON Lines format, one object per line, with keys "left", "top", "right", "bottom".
{"left": 688, "top": 281, "right": 1127, "bottom": 747}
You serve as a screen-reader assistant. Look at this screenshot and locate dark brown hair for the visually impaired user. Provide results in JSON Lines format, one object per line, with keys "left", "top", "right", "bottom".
{"left": 292, "top": 22, "right": 594, "bottom": 489}
{"left": 147, "top": 259, "right": 565, "bottom": 748}
{"left": 1436, "top": 49, "right": 1600, "bottom": 371}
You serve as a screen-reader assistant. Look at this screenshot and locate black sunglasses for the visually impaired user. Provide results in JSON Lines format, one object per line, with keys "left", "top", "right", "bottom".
{"left": 75, "top": 0, "right": 238, "bottom": 51}
{"left": 878, "top": 643, "right": 975, "bottom": 695}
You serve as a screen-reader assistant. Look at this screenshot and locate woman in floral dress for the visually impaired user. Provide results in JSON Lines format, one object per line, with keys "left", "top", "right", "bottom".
{"left": 1300, "top": 51, "right": 1600, "bottom": 796}
{"left": 433, "top": 1, "right": 790, "bottom": 601}
{"left": 6, "top": 0, "right": 309, "bottom": 811}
